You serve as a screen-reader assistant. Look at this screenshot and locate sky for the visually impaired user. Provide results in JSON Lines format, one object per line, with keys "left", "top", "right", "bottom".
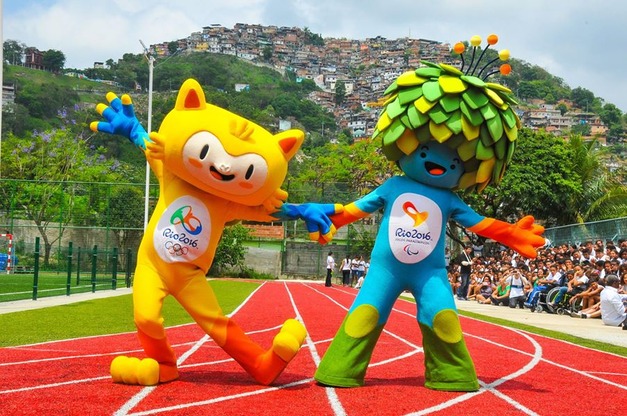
{"left": 3, "top": 0, "right": 627, "bottom": 112}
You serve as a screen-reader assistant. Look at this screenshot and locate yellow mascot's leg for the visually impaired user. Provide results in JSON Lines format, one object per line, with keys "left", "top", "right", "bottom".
{"left": 175, "top": 276, "right": 306, "bottom": 385}
{"left": 128, "top": 264, "right": 179, "bottom": 384}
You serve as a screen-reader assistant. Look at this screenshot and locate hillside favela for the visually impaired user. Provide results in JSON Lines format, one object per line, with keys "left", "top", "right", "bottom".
{"left": 9, "top": 22, "right": 620, "bottom": 147}
{"left": 137, "top": 23, "right": 611, "bottom": 143}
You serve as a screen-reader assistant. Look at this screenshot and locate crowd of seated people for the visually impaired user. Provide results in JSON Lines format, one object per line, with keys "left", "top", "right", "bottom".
{"left": 448, "top": 238, "right": 627, "bottom": 328}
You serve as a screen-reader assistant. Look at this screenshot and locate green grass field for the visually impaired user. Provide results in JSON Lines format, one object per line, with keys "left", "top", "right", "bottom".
{"left": 0, "top": 271, "right": 127, "bottom": 302}
{"left": 0, "top": 279, "right": 259, "bottom": 347}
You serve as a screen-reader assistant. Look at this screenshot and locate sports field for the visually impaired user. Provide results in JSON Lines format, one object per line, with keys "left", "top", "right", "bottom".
{"left": 1, "top": 280, "right": 625, "bottom": 415}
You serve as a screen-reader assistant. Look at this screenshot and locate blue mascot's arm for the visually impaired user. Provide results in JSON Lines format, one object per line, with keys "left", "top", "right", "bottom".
{"left": 274, "top": 203, "right": 344, "bottom": 242}
{"left": 90, "top": 93, "right": 150, "bottom": 150}
{"left": 276, "top": 187, "right": 386, "bottom": 244}
{"left": 449, "top": 193, "right": 545, "bottom": 259}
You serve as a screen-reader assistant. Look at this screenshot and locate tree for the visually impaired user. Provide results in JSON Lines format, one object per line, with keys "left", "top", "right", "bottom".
{"left": 463, "top": 129, "right": 582, "bottom": 227}
{"left": 42, "top": 49, "right": 65, "bottom": 72}
{"left": 571, "top": 87, "right": 595, "bottom": 111}
{"left": 334, "top": 80, "right": 346, "bottom": 106}
{"left": 209, "top": 224, "right": 251, "bottom": 275}
{"left": 3, "top": 39, "right": 26, "bottom": 65}
{"left": 0, "top": 114, "right": 120, "bottom": 266}
{"left": 105, "top": 185, "right": 145, "bottom": 258}
{"left": 262, "top": 45, "right": 273, "bottom": 62}
{"left": 599, "top": 104, "right": 623, "bottom": 128}
{"left": 167, "top": 41, "right": 179, "bottom": 55}
{"left": 287, "top": 139, "right": 398, "bottom": 203}
{"left": 14, "top": 82, "right": 79, "bottom": 121}
{"left": 565, "top": 135, "right": 627, "bottom": 221}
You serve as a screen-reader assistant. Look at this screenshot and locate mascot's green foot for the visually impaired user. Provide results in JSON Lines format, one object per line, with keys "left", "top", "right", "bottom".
{"left": 420, "top": 311, "right": 479, "bottom": 392}
{"left": 272, "top": 318, "right": 307, "bottom": 362}
{"left": 110, "top": 356, "right": 178, "bottom": 386}
{"left": 315, "top": 305, "right": 384, "bottom": 387}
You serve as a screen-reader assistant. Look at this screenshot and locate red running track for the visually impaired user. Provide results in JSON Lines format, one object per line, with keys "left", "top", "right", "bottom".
{"left": 1, "top": 281, "right": 626, "bottom": 415}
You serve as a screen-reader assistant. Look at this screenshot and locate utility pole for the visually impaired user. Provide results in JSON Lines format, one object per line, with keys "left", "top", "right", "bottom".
{"left": 139, "top": 40, "right": 154, "bottom": 231}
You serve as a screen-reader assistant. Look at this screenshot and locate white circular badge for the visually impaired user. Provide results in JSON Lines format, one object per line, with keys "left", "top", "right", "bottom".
{"left": 153, "top": 195, "right": 211, "bottom": 263}
{"left": 388, "top": 193, "right": 442, "bottom": 264}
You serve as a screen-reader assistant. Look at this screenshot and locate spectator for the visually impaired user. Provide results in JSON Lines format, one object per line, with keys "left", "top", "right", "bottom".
{"left": 448, "top": 270, "right": 460, "bottom": 295}
{"left": 455, "top": 246, "right": 474, "bottom": 300}
{"left": 524, "top": 264, "right": 562, "bottom": 309}
{"left": 339, "top": 255, "right": 352, "bottom": 287}
{"left": 572, "top": 278, "right": 603, "bottom": 310}
{"left": 466, "top": 272, "right": 482, "bottom": 300}
{"left": 350, "top": 255, "right": 360, "bottom": 286}
{"left": 505, "top": 268, "right": 529, "bottom": 309}
{"left": 357, "top": 256, "right": 366, "bottom": 286}
{"left": 599, "top": 275, "right": 627, "bottom": 328}
{"left": 551, "top": 267, "right": 588, "bottom": 307}
{"left": 325, "top": 251, "right": 336, "bottom": 287}
{"left": 490, "top": 278, "right": 510, "bottom": 306}
{"left": 475, "top": 275, "right": 495, "bottom": 304}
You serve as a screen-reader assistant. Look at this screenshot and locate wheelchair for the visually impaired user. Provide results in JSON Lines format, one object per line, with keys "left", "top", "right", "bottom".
{"left": 535, "top": 286, "right": 583, "bottom": 315}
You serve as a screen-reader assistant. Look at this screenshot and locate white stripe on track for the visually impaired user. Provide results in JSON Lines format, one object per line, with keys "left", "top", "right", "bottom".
{"left": 114, "top": 282, "right": 269, "bottom": 416}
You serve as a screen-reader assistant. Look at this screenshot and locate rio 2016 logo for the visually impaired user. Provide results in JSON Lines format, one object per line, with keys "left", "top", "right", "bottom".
{"left": 402, "top": 201, "right": 428, "bottom": 227}
{"left": 170, "top": 205, "right": 203, "bottom": 235}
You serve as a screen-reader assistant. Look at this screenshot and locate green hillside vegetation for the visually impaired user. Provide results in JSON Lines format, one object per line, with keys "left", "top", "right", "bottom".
{"left": 1, "top": 49, "right": 626, "bottom": 231}
{"left": 3, "top": 53, "right": 339, "bottom": 150}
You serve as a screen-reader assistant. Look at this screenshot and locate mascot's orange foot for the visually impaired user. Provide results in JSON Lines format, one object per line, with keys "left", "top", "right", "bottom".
{"left": 251, "top": 319, "right": 307, "bottom": 385}
{"left": 110, "top": 356, "right": 179, "bottom": 386}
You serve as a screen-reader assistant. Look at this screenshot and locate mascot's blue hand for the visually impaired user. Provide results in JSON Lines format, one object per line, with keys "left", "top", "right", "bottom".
{"left": 90, "top": 93, "right": 149, "bottom": 150}
{"left": 277, "top": 203, "right": 343, "bottom": 242}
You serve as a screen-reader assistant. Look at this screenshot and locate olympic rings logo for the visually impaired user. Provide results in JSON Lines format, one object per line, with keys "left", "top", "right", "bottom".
{"left": 165, "top": 241, "right": 189, "bottom": 256}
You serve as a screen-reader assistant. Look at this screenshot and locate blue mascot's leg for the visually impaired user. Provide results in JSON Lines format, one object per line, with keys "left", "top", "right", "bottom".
{"left": 315, "top": 266, "right": 401, "bottom": 387}
{"left": 412, "top": 271, "right": 479, "bottom": 391}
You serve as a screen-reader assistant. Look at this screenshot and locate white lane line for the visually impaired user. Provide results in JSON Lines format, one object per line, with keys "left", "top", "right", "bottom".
{"left": 114, "top": 281, "right": 269, "bottom": 416}
{"left": 124, "top": 378, "right": 313, "bottom": 416}
{"left": 0, "top": 376, "right": 110, "bottom": 394}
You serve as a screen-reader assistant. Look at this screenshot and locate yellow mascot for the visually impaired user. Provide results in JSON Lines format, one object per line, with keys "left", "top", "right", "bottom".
{"left": 91, "top": 79, "right": 306, "bottom": 386}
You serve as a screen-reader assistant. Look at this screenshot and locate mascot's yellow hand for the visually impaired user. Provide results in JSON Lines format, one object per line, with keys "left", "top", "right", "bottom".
{"left": 146, "top": 132, "right": 166, "bottom": 160}
{"left": 262, "top": 188, "right": 288, "bottom": 213}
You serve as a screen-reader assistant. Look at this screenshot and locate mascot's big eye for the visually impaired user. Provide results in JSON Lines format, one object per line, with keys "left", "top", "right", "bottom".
{"left": 420, "top": 146, "right": 428, "bottom": 158}
{"left": 245, "top": 164, "right": 254, "bottom": 180}
{"left": 199, "top": 144, "right": 209, "bottom": 159}
{"left": 451, "top": 158, "right": 461, "bottom": 169}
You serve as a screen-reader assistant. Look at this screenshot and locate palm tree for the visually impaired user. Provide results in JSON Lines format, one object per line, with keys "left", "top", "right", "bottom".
{"left": 567, "top": 135, "right": 627, "bottom": 221}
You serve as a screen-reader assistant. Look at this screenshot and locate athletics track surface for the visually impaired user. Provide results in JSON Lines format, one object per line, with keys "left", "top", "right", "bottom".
{"left": 1, "top": 281, "right": 626, "bottom": 415}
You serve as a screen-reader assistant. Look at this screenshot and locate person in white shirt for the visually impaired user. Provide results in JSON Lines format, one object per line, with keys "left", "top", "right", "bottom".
{"left": 325, "top": 251, "right": 336, "bottom": 287}
{"left": 600, "top": 274, "right": 627, "bottom": 328}
{"left": 339, "top": 255, "right": 352, "bottom": 286}
{"left": 505, "top": 269, "right": 529, "bottom": 308}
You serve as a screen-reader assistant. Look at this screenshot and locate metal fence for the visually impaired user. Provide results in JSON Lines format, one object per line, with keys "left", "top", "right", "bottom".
{"left": 0, "top": 179, "right": 155, "bottom": 273}
{"left": 0, "top": 178, "right": 624, "bottom": 298}
{"left": 543, "top": 216, "right": 627, "bottom": 247}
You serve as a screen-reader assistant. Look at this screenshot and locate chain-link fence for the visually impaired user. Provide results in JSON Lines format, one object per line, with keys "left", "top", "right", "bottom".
{"left": 543, "top": 217, "right": 627, "bottom": 247}
{"left": 0, "top": 179, "right": 156, "bottom": 273}
{"left": 0, "top": 178, "right": 624, "bottom": 299}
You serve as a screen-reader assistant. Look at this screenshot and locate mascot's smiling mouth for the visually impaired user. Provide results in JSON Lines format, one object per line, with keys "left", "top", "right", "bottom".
{"left": 425, "top": 161, "right": 446, "bottom": 176}
{"left": 209, "top": 166, "right": 235, "bottom": 181}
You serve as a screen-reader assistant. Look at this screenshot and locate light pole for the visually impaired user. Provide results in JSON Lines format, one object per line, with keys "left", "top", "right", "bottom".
{"left": 139, "top": 40, "right": 154, "bottom": 231}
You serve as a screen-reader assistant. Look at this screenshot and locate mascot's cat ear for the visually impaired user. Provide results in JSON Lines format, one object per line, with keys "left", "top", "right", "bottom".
{"left": 275, "top": 129, "right": 304, "bottom": 161}
{"left": 175, "top": 79, "right": 207, "bottom": 111}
